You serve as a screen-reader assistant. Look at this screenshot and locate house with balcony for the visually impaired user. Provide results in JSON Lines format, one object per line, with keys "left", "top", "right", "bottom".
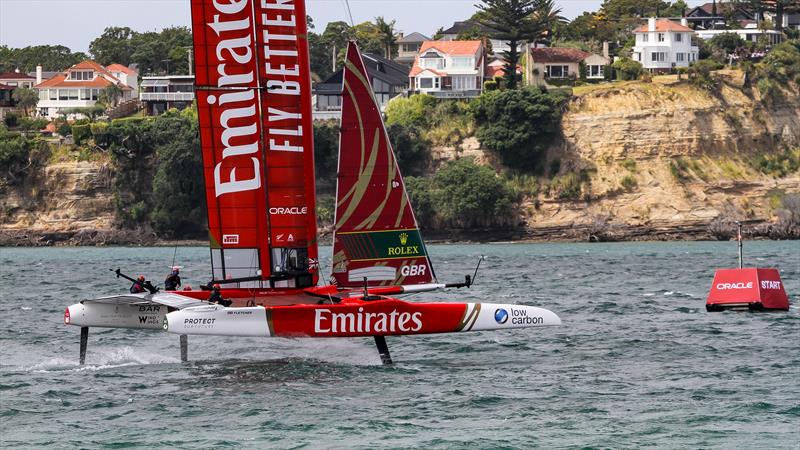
{"left": 632, "top": 18, "right": 699, "bottom": 72}
{"left": 396, "top": 32, "right": 430, "bottom": 66}
{"left": 439, "top": 20, "right": 510, "bottom": 57}
{"left": 409, "top": 40, "right": 486, "bottom": 98}
{"left": 34, "top": 61, "right": 137, "bottom": 119}
{"left": 140, "top": 75, "right": 195, "bottom": 115}
{"left": 694, "top": 24, "right": 783, "bottom": 47}
{"left": 526, "top": 47, "right": 610, "bottom": 87}
{"left": 685, "top": 2, "right": 755, "bottom": 30}
{"left": 314, "top": 52, "right": 408, "bottom": 118}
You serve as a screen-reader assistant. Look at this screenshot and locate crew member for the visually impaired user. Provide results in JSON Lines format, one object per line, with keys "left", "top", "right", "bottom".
{"left": 130, "top": 275, "right": 147, "bottom": 294}
{"left": 208, "top": 284, "right": 232, "bottom": 307}
{"left": 164, "top": 268, "right": 181, "bottom": 291}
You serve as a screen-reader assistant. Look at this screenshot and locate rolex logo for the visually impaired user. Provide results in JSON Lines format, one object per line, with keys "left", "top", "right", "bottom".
{"left": 399, "top": 232, "right": 408, "bottom": 245}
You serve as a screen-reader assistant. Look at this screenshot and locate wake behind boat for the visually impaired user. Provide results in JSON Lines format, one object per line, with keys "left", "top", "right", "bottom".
{"left": 64, "top": 0, "right": 561, "bottom": 365}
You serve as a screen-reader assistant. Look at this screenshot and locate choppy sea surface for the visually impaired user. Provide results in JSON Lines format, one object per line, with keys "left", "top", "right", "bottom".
{"left": 0, "top": 242, "right": 798, "bottom": 448}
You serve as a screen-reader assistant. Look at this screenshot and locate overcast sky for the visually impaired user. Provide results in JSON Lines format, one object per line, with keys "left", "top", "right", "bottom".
{"left": 1, "top": 0, "right": 705, "bottom": 54}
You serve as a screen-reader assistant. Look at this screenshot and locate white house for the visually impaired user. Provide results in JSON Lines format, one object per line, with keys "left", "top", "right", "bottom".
{"left": 34, "top": 61, "right": 137, "bottom": 119}
{"left": 694, "top": 25, "right": 783, "bottom": 47}
{"left": 632, "top": 18, "right": 699, "bottom": 72}
{"left": 409, "top": 40, "right": 485, "bottom": 98}
{"left": 107, "top": 64, "right": 139, "bottom": 96}
{"left": 439, "top": 21, "right": 511, "bottom": 57}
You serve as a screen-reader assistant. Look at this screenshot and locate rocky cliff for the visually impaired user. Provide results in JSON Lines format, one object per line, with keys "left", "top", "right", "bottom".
{"left": 526, "top": 73, "right": 800, "bottom": 240}
{"left": 2, "top": 72, "right": 798, "bottom": 245}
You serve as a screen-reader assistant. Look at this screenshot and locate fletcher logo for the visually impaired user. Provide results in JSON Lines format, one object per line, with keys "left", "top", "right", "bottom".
{"left": 761, "top": 280, "right": 782, "bottom": 289}
{"left": 269, "top": 206, "right": 308, "bottom": 215}
{"left": 717, "top": 282, "right": 753, "bottom": 290}
{"left": 314, "top": 307, "right": 423, "bottom": 334}
{"left": 223, "top": 234, "right": 240, "bottom": 245}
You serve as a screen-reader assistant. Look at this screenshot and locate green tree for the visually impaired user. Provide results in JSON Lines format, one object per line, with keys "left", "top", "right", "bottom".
{"left": 384, "top": 94, "right": 437, "bottom": 128}
{"left": 387, "top": 123, "right": 430, "bottom": 177}
{"left": 98, "top": 84, "right": 123, "bottom": 107}
{"left": 150, "top": 117, "right": 206, "bottom": 237}
{"left": 431, "top": 158, "right": 516, "bottom": 228}
{"left": 611, "top": 56, "right": 643, "bottom": 80}
{"left": 0, "top": 45, "right": 88, "bottom": 72}
{"left": 374, "top": 17, "right": 398, "bottom": 59}
{"left": 11, "top": 87, "right": 38, "bottom": 116}
{"left": 471, "top": 86, "right": 568, "bottom": 171}
{"left": 708, "top": 32, "right": 746, "bottom": 57}
{"left": 475, "top": 0, "right": 548, "bottom": 89}
{"left": 313, "top": 120, "right": 340, "bottom": 190}
{"left": 89, "top": 27, "right": 135, "bottom": 66}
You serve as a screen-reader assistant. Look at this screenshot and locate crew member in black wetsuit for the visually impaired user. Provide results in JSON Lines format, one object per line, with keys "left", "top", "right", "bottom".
{"left": 130, "top": 275, "right": 147, "bottom": 294}
{"left": 208, "top": 284, "right": 232, "bottom": 307}
{"left": 164, "top": 268, "right": 181, "bottom": 291}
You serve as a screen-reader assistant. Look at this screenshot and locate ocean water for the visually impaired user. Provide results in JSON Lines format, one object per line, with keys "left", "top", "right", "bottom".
{"left": 0, "top": 241, "right": 798, "bottom": 449}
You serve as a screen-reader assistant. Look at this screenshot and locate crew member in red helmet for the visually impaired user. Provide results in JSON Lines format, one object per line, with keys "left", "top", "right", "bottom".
{"left": 208, "top": 283, "right": 232, "bottom": 307}
{"left": 130, "top": 275, "right": 147, "bottom": 294}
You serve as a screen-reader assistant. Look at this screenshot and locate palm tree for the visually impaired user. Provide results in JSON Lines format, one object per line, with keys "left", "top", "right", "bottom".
{"left": 475, "top": 0, "right": 548, "bottom": 89}
{"left": 99, "top": 83, "right": 123, "bottom": 108}
{"left": 374, "top": 17, "right": 398, "bottom": 60}
{"left": 530, "top": 0, "right": 566, "bottom": 46}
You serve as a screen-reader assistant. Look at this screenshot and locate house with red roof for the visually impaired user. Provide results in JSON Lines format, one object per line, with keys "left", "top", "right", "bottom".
{"left": 632, "top": 18, "right": 699, "bottom": 72}
{"left": 34, "top": 61, "right": 138, "bottom": 119}
{"left": 409, "top": 40, "right": 486, "bottom": 98}
{"left": 526, "top": 47, "right": 610, "bottom": 87}
{"left": 0, "top": 70, "right": 37, "bottom": 89}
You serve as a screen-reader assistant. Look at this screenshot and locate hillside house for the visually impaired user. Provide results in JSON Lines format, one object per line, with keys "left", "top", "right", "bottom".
{"left": 695, "top": 24, "right": 783, "bottom": 46}
{"left": 632, "top": 18, "right": 699, "bottom": 72}
{"left": 685, "top": 2, "right": 755, "bottom": 30}
{"left": 396, "top": 32, "right": 430, "bottom": 66}
{"left": 409, "top": 40, "right": 486, "bottom": 98}
{"left": 34, "top": 61, "right": 138, "bottom": 119}
{"left": 140, "top": 75, "right": 195, "bottom": 115}
{"left": 0, "top": 70, "right": 37, "bottom": 89}
{"left": 439, "top": 20, "right": 510, "bottom": 57}
{"left": 314, "top": 52, "right": 408, "bottom": 115}
{"left": 526, "top": 47, "right": 610, "bottom": 86}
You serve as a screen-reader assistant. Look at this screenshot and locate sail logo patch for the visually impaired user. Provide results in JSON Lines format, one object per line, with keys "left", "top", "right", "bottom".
{"left": 314, "top": 307, "right": 423, "bottom": 334}
{"left": 340, "top": 229, "right": 426, "bottom": 261}
{"left": 494, "top": 308, "right": 509, "bottom": 324}
{"left": 400, "top": 265, "right": 427, "bottom": 277}
{"left": 269, "top": 206, "right": 307, "bottom": 215}
{"left": 223, "top": 234, "right": 239, "bottom": 245}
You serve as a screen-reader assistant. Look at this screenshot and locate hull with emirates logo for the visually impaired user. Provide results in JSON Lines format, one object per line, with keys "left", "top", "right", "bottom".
{"left": 164, "top": 300, "right": 562, "bottom": 337}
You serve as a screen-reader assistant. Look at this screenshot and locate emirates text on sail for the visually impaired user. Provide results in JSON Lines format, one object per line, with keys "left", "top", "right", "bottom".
{"left": 207, "top": 0, "right": 305, "bottom": 197}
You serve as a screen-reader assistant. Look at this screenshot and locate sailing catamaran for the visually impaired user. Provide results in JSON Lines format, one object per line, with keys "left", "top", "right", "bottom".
{"left": 64, "top": 0, "right": 560, "bottom": 365}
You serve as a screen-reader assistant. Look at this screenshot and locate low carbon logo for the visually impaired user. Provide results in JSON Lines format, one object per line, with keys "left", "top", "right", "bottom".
{"left": 494, "top": 308, "right": 508, "bottom": 324}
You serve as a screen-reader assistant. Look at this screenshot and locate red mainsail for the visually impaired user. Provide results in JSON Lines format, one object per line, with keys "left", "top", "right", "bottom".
{"left": 332, "top": 42, "right": 435, "bottom": 287}
{"left": 191, "top": 0, "right": 317, "bottom": 288}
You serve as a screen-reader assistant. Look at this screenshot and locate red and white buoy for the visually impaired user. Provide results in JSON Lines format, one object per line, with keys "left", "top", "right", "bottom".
{"left": 706, "top": 222, "right": 790, "bottom": 311}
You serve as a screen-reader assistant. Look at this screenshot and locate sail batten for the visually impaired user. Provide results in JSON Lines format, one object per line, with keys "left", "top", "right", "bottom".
{"left": 332, "top": 42, "right": 435, "bottom": 287}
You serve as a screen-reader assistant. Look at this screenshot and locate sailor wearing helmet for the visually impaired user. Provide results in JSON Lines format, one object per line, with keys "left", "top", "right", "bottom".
{"left": 208, "top": 283, "right": 232, "bottom": 307}
{"left": 130, "top": 275, "right": 147, "bottom": 294}
{"left": 164, "top": 267, "right": 182, "bottom": 291}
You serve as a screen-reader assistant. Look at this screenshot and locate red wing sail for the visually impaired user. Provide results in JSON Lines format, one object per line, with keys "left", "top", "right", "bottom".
{"left": 191, "top": 0, "right": 317, "bottom": 288}
{"left": 332, "top": 42, "right": 435, "bottom": 287}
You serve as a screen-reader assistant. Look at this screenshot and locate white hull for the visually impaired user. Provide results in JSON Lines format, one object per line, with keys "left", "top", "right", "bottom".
{"left": 65, "top": 301, "right": 166, "bottom": 330}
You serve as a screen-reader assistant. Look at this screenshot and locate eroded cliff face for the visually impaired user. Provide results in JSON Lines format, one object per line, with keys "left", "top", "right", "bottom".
{"left": 529, "top": 74, "right": 800, "bottom": 235}
{"left": 0, "top": 158, "right": 121, "bottom": 244}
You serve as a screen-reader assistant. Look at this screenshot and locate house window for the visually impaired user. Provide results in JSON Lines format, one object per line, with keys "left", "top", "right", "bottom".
{"left": 675, "top": 33, "right": 683, "bottom": 42}
{"left": 91, "top": 89, "right": 99, "bottom": 100}
{"left": 49, "top": 89, "right": 57, "bottom": 100}
{"left": 676, "top": 53, "right": 685, "bottom": 62}
{"left": 651, "top": 52, "right": 666, "bottom": 62}
{"left": 641, "top": 33, "right": 649, "bottom": 42}
{"left": 546, "top": 65, "right": 569, "bottom": 78}
{"left": 39, "top": 90, "right": 48, "bottom": 100}
{"left": 451, "top": 57, "right": 473, "bottom": 68}
{"left": 658, "top": 33, "right": 665, "bottom": 42}
{"left": 422, "top": 57, "right": 445, "bottom": 70}
{"left": 6, "top": 81, "right": 17, "bottom": 87}
{"left": 419, "top": 78, "right": 433, "bottom": 89}
{"left": 588, "top": 65, "right": 604, "bottom": 78}
{"left": 59, "top": 89, "right": 68, "bottom": 100}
